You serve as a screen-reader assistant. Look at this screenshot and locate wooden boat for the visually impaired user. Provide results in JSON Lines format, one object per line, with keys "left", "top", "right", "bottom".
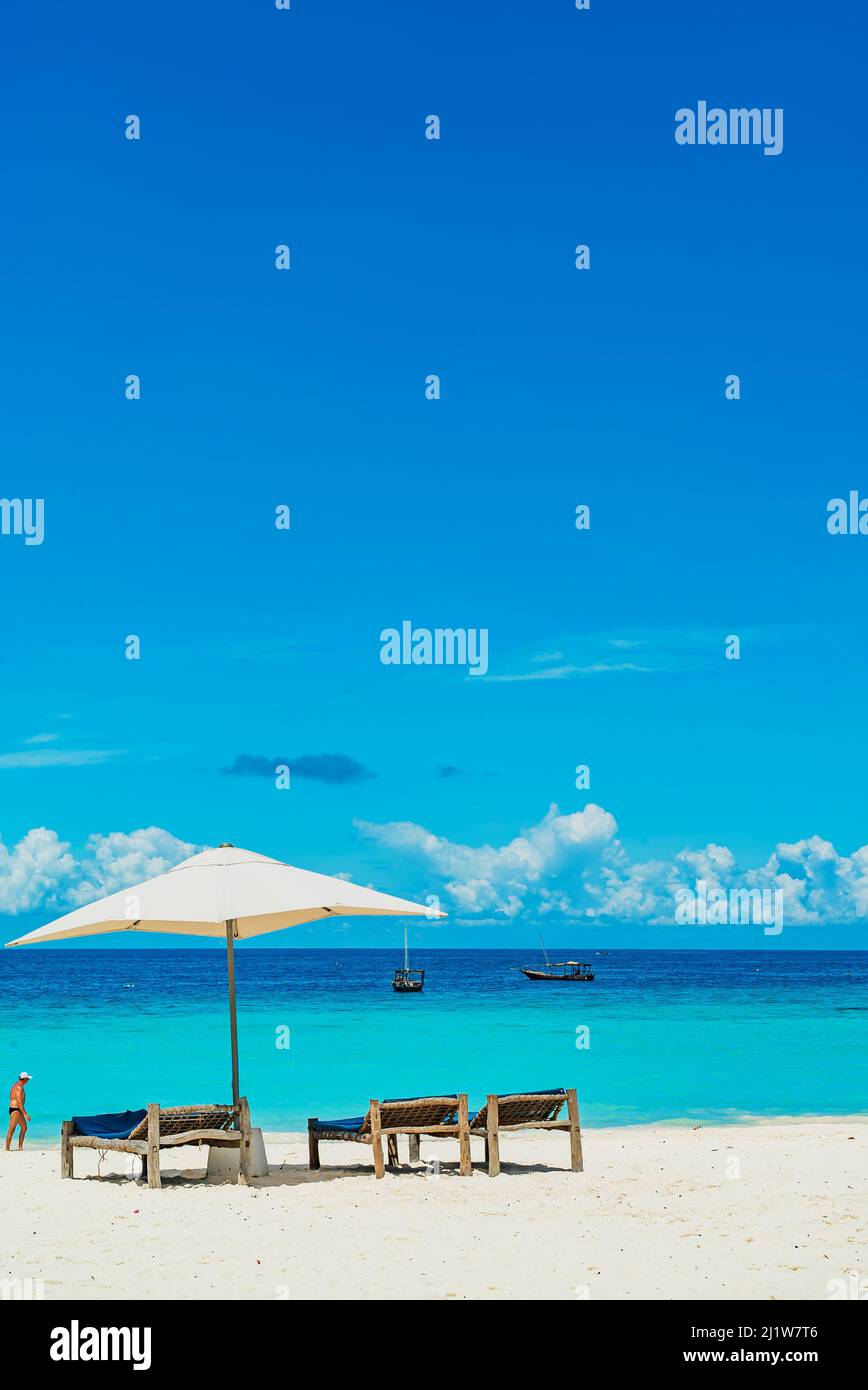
{"left": 392, "top": 926, "right": 425, "bottom": 992}
{"left": 392, "top": 968, "right": 425, "bottom": 992}
{"left": 521, "top": 960, "right": 595, "bottom": 982}
{"left": 520, "top": 939, "right": 594, "bottom": 981}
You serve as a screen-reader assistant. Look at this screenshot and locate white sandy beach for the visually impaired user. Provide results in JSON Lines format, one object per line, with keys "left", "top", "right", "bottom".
{"left": 3, "top": 1121, "right": 866, "bottom": 1301}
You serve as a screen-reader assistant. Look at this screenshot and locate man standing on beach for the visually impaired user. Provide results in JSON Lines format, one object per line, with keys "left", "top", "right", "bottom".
{"left": 6, "top": 1072, "right": 32, "bottom": 1151}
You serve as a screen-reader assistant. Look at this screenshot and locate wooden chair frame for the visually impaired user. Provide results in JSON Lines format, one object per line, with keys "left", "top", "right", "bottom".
{"left": 60, "top": 1098, "right": 255, "bottom": 1189}
{"left": 470, "top": 1088, "right": 583, "bottom": 1177}
{"left": 308, "top": 1095, "right": 472, "bottom": 1178}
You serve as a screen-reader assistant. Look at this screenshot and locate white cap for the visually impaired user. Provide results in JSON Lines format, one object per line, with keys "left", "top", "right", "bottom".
{"left": 18, "top": 1071, "right": 32, "bottom": 1081}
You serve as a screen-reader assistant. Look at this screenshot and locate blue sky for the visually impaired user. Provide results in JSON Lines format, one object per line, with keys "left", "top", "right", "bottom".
{"left": 1, "top": 0, "right": 867, "bottom": 948}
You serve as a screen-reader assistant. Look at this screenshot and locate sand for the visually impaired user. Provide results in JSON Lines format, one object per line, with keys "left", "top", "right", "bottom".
{"left": 3, "top": 1120, "right": 866, "bottom": 1301}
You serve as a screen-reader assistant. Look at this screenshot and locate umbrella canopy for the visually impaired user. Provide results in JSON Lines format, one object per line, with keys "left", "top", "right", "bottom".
{"left": 5, "top": 842, "right": 443, "bottom": 1104}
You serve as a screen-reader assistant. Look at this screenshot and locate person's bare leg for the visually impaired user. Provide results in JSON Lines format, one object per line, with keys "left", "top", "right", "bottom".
{"left": 6, "top": 1115, "right": 20, "bottom": 1152}
{"left": 17, "top": 1116, "right": 27, "bottom": 1150}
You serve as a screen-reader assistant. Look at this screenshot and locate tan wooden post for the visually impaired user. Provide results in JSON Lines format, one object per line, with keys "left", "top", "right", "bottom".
{"left": 567, "top": 1088, "right": 583, "bottom": 1172}
{"left": 458, "top": 1094, "right": 472, "bottom": 1176}
{"left": 60, "top": 1121, "right": 73, "bottom": 1179}
{"left": 486, "top": 1095, "right": 500, "bottom": 1177}
{"left": 308, "top": 1120, "right": 320, "bottom": 1170}
{"left": 408, "top": 1133, "right": 421, "bottom": 1162}
{"left": 238, "top": 1096, "right": 254, "bottom": 1185}
{"left": 387, "top": 1133, "right": 399, "bottom": 1167}
{"left": 225, "top": 920, "right": 241, "bottom": 1108}
{"left": 146, "top": 1103, "right": 161, "bottom": 1189}
{"left": 370, "top": 1099, "right": 385, "bottom": 1178}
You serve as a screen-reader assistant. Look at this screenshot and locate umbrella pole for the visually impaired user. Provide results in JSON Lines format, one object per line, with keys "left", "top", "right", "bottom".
{"left": 225, "top": 920, "right": 240, "bottom": 1110}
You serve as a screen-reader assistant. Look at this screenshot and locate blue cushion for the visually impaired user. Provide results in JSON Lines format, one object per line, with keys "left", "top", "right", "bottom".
{"left": 310, "top": 1115, "right": 366, "bottom": 1133}
{"left": 505, "top": 1088, "right": 565, "bottom": 1098}
{"left": 71, "top": 1109, "right": 147, "bottom": 1140}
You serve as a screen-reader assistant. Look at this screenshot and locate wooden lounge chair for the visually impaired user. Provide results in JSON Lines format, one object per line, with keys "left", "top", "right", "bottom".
{"left": 469, "top": 1088, "right": 582, "bottom": 1177}
{"left": 60, "top": 1098, "right": 254, "bottom": 1189}
{"left": 308, "top": 1095, "right": 471, "bottom": 1178}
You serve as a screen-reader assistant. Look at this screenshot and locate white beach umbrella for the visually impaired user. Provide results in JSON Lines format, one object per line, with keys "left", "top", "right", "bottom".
{"left": 5, "top": 843, "right": 443, "bottom": 1104}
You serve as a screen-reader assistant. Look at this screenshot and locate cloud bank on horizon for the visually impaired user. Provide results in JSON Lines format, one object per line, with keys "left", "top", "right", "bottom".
{"left": 354, "top": 805, "right": 868, "bottom": 929}
{"left": 1, "top": 809, "right": 867, "bottom": 929}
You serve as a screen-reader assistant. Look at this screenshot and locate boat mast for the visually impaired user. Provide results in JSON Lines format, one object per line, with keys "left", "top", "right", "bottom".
{"left": 404, "top": 923, "right": 409, "bottom": 972}
{"left": 539, "top": 933, "right": 550, "bottom": 969}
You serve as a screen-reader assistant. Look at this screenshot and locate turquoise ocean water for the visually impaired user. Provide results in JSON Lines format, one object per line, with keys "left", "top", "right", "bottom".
{"left": 2, "top": 949, "right": 867, "bottom": 1138}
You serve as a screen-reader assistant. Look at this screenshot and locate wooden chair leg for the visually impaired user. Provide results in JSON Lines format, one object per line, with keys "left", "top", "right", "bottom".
{"left": 458, "top": 1094, "right": 472, "bottom": 1176}
{"left": 387, "top": 1133, "right": 399, "bottom": 1167}
{"left": 238, "top": 1096, "right": 254, "bottom": 1185}
{"left": 567, "top": 1088, "right": 583, "bottom": 1172}
{"left": 408, "top": 1133, "right": 421, "bottom": 1162}
{"left": 308, "top": 1120, "right": 321, "bottom": 1170}
{"left": 486, "top": 1095, "right": 500, "bottom": 1177}
{"left": 146, "top": 1103, "right": 161, "bottom": 1190}
{"left": 60, "top": 1121, "right": 73, "bottom": 1179}
{"left": 370, "top": 1100, "right": 385, "bottom": 1179}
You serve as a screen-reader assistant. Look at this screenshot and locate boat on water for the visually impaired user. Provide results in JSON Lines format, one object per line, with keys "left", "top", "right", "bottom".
{"left": 392, "top": 925, "right": 425, "bottom": 993}
{"left": 520, "top": 936, "right": 595, "bottom": 982}
{"left": 521, "top": 960, "right": 595, "bottom": 982}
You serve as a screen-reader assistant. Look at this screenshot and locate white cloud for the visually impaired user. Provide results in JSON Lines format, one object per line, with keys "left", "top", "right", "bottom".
{"left": 0, "top": 829, "right": 78, "bottom": 915}
{"left": 0, "top": 827, "right": 198, "bottom": 916}
{"left": 356, "top": 804, "right": 868, "bottom": 928}
{"left": 486, "top": 627, "right": 745, "bottom": 685}
{"left": 0, "top": 749, "right": 121, "bottom": 769}
{"left": 482, "top": 665, "right": 581, "bottom": 683}
{"left": 356, "top": 804, "right": 619, "bottom": 916}
{"left": 483, "top": 663, "right": 649, "bottom": 683}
